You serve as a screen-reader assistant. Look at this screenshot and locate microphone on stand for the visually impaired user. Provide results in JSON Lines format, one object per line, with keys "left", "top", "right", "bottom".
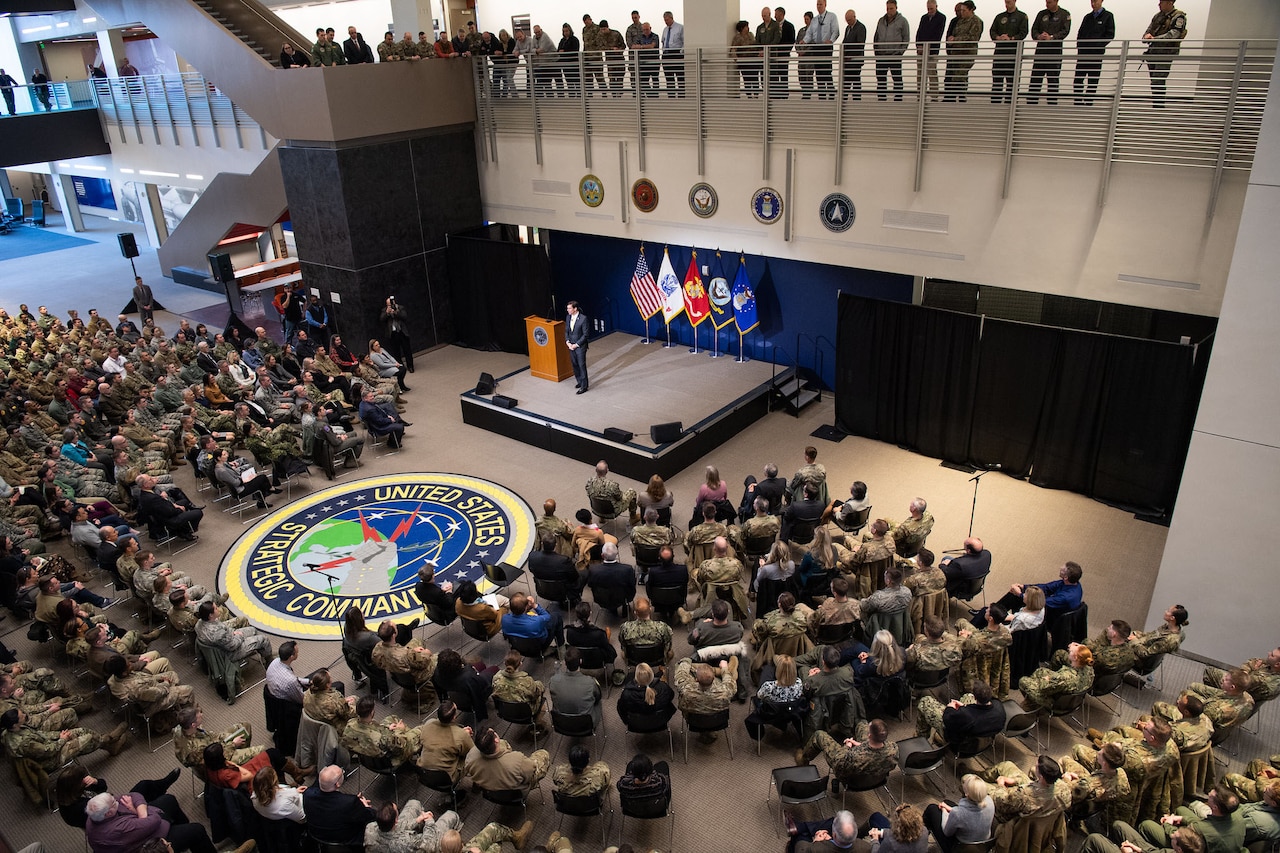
{"left": 549, "top": 294, "right": 557, "bottom": 322}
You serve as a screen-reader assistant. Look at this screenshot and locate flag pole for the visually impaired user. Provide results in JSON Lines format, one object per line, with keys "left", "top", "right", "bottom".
{"left": 689, "top": 320, "right": 699, "bottom": 354}
{"left": 709, "top": 327, "right": 721, "bottom": 358}
{"left": 737, "top": 330, "right": 750, "bottom": 363}
{"left": 640, "top": 315, "right": 651, "bottom": 345}
{"left": 664, "top": 321, "right": 674, "bottom": 348}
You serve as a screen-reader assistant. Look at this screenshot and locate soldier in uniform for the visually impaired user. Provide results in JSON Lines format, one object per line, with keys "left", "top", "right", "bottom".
{"left": 1, "top": 707, "right": 129, "bottom": 770}
{"left": 808, "top": 575, "right": 861, "bottom": 635}
{"left": 903, "top": 547, "right": 947, "bottom": 598}
{"left": 1058, "top": 741, "right": 1132, "bottom": 827}
{"left": 1222, "top": 756, "right": 1279, "bottom": 803}
{"left": 906, "top": 616, "right": 964, "bottom": 678}
{"left": 585, "top": 461, "right": 638, "bottom": 525}
{"left": 195, "top": 599, "right": 273, "bottom": 668}
{"left": 397, "top": 32, "right": 419, "bottom": 60}
{"left": 786, "top": 445, "right": 828, "bottom": 505}
{"left": 1051, "top": 620, "right": 1138, "bottom": 676}
{"left": 1141, "top": 0, "right": 1187, "bottom": 107}
{"left": 1156, "top": 669, "right": 1255, "bottom": 731}
{"left": 1019, "top": 642, "right": 1094, "bottom": 712}
{"left": 619, "top": 597, "right": 674, "bottom": 660}
{"left": 955, "top": 606, "right": 1013, "bottom": 697}
{"left": 1091, "top": 692, "right": 1212, "bottom": 756}
{"left": 632, "top": 508, "right": 677, "bottom": 554}
{"left": 535, "top": 498, "right": 575, "bottom": 557}
{"left": 132, "top": 551, "right": 206, "bottom": 603}
{"left": 376, "top": 31, "right": 400, "bottom": 61}
{"left": 971, "top": 754, "right": 1072, "bottom": 824}
{"left": 1203, "top": 648, "right": 1280, "bottom": 703}
{"left": 369, "top": 621, "right": 436, "bottom": 701}
{"left": 311, "top": 28, "right": 347, "bottom": 66}
{"left": 416, "top": 700, "right": 475, "bottom": 788}
{"left": 917, "top": 680, "right": 1005, "bottom": 745}
{"left": 1072, "top": 716, "right": 1178, "bottom": 825}
{"left": 890, "top": 498, "right": 934, "bottom": 556}
{"left": 491, "top": 650, "right": 551, "bottom": 736}
{"left": 552, "top": 743, "right": 611, "bottom": 796}
{"left": 168, "top": 587, "right": 247, "bottom": 634}
{"left": 797, "top": 719, "right": 898, "bottom": 787}
{"left": 365, "top": 798, "right": 463, "bottom": 853}
{"left": 751, "top": 591, "right": 814, "bottom": 677}
{"left": 989, "top": 0, "right": 1029, "bottom": 102}
{"left": 684, "top": 501, "right": 733, "bottom": 572}
{"left": 944, "top": 1, "right": 983, "bottom": 101}
{"left": 173, "top": 706, "right": 264, "bottom": 769}
{"left": 104, "top": 654, "right": 194, "bottom": 720}
{"left": 342, "top": 695, "right": 422, "bottom": 767}
{"left": 847, "top": 519, "right": 897, "bottom": 598}
{"left": 3, "top": 661, "right": 74, "bottom": 699}
{"left": 673, "top": 656, "right": 735, "bottom": 740}
{"left": 303, "top": 669, "right": 356, "bottom": 734}
{"left": 442, "top": 822, "right": 534, "bottom": 853}
{"left": 0, "top": 673, "right": 81, "bottom": 731}
{"left": 1133, "top": 604, "right": 1189, "bottom": 663}
{"left": 464, "top": 726, "right": 550, "bottom": 793}
{"left": 738, "top": 497, "right": 781, "bottom": 550}
{"left": 687, "top": 536, "right": 749, "bottom": 621}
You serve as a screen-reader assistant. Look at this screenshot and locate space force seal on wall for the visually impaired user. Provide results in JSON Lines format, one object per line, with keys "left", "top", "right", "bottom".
{"left": 217, "top": 473, "right": 536, "bottom": 638}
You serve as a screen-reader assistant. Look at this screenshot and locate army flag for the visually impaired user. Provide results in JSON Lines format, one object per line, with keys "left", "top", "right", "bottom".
{"left": 629, "top": 246, "right": 662, "bottom": 320}
{"left": 732, "top": 255, "right": 759, "bottom": 334}
{"left": 682, "top": 251, "right": 710, "bottom": 327}
{"left": 656, "top": 247, "right": 684, "bottom": 323}
{"left": 707, "top": 252, "right": 734, "bottom": 330}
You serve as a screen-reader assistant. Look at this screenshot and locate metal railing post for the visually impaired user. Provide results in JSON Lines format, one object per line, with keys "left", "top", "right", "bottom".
{"left": 1098, "top": 42, "right": 1129, "bottom": 207}
{"left": 695, "top": 48, "right": 705, "bottom": 176}
{"left": 913, "top": 52, "right": 927, "bottom": 192}
{"left": 635, "top": 51, "right": 645, "bottom": 173}
{"left": 1207, "top": 41, "right": 1248, "bottom": 219}
{"left": 531, "top": 57, "right": 543, "bottom": 167}
{"left": 1000, "top": 41, "right": 1025, "bottom": 199}
{"left": 580, "top": 52, "right": 591, "bottom": 169}
{"left": 835, "top": 44, "right": 845, "bottom": 185}
{"left": 762, "top": 49, "right": 771, "bottom": 180}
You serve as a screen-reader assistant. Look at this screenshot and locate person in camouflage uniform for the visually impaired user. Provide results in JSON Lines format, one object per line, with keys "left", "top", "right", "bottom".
{"left": 364, "top": 798, "right": 464, "bottom": 853}
{"left": 786, "top": 445, "right": 828, "bottom": 505}
{"left": 673, "top": 656, "right": 736, "bottom": 725}
{"left": 1058, "top": 741, "right": 1132, "bottom": 827}
{"left": 535, "top": 498, "right": 575, "bottom": 557}
{"left": 370, "top": 621, "right": 436, "bottom": 696}
{"left": 1156, "top": 669, "right": 1255, "bottom": 731}
{"left": 0, "top": 673, "right": 81, "bottom": 731}
{"left": 1133, "top": 604, "right": 1189, "bottom": 662}
{"left": 1131, "top": 692, "right": 1214, "bottom": 753}
{"left": 954, "top": 606, "right": 1013, "bottom": 697}
{"left": 737, "top": 496, "right": 780, "bottom": 547}
{"left": 303, "top": 670, "right": 356, "bottom": 734}
{"left": 973, "top": 754, "right": 1072, "bottom": 824}
{"left": 889, "top": 497, "right": 934, "bottom": 556}
{"left": 195, "top": 599, "right": 273, "bottom": 668}
{"left": 689, "top": 537, "right": 749, "bottom": 620}
{"left": 342, "top": 695, "right": 422, "bottom": 766}
{"left": 581, "top": 14, "right": 603, "bottom": 91}
{"left": 168, "top": 587, "right": 247, "bottom": 634}
{"left": 907, "top": 615, "right": 964, "bottom": 673}
{"left": 620, "top": 598, "right": 673, "bottom": 660}
{"left": 1019, "top": 643, "right": 1094, "bottom": 711}
{"left": 1071, "top": 716, "right": 1179, "bottom": 825}
{"left": 808, "top": 575, "right": 861, "bottom": 635}
{"left": 491, "top": 650, "right": 551, "bottom": 735}
{"left": 797, "top": 718, "right": 898, "bottom": 785}
{"left": 846, "top": 519, "right": 897, "bottom": 597}
{"left": 173, "top": 706, "right": 263, "bottom": 768}
{"left": 552, "top": 743, "right": 611, "bottom": 796}
{"left": 751, "top": 591, "right": 814, "bottom": 675}
{"left": 397, "top": 32, "right": 420, "bottom": 59}
{"left": 903, "top": 547, "right": 947, "bottom": 597}
{"left": 585, "top": 461, "right": 638, "bottom": 524}
{"left": 377, "top": 31, "right": 401, "bottom": 62}
{"left": 3, "top": 661, "right": 73, "bottom": 697}
{"left": 916, "top": 680, "right": 1004, "bottom": 743}
{"left": 443, "top": 820, "right": 534, "bottom": 853}
{"left": 105, "top": 654, "right": 194, "bottom": 718}
{"left": 1051, "top": 620, "right": 1138, "bottom": 676}
{"left": 1222, "top": 756, "right": 1280, "bottom": 803}
{"left": 685, "top": 501, "right": 733, "bottom": 571}
{"left": 631, "top": 508, "right": 676, "bottom": 552}
{"left": 133, "top": 551, "right": 205, "bottom": 602}
{"left": 1, "top": 707, "right": 129, "bottom": 770}
{"left": 1204, "top": 647, "right": 1280, "bottom": 703}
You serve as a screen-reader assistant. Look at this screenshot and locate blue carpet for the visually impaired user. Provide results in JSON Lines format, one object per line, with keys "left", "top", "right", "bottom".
{"left": 0, "top": 225, "right": 95, "bottom": 261}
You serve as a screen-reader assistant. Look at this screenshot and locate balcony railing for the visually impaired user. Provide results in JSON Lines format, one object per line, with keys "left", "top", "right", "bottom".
{"left": 470, "top": 39, "right": 1275, "bottom": 214}
{"left": 92, "top": 73, "right": 270, "bottom": 150}
{"left": 0, "top": 79, "right": 98, "bottom": 116}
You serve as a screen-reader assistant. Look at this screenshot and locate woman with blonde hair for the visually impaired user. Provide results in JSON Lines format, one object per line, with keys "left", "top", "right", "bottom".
{"left": 754, "top": 539, "right": 796, "bottom": 591}
{"left": 923, "top": 773, "right": 994, "bottom": 851}
{"left": 862, "top": 802, "right": 928, "bottom": 852}
{"left": 616, "top": 661, "right": 676, "bottom": 726}
{"left": 1007, "top": 584, "right": 1046, "bottom": 632}
{"left": 798, "top": 526, "right": 848, "bottom": 587}
{"left": 251, "top": 764, "right": 306, "bottom": 823}
{"left": 637, "top": 474, "right": 674, "bottom": 515}
{"left": 756, "top": 654, "right": 803, "bottom": 703}
{"left": 696, "top": 465, "right": 728, "bottom": 505}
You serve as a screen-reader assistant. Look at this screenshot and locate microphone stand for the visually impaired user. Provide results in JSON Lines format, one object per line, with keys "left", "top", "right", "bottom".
{"left": 966, "top": 466, "right": 999, "bottom": 539}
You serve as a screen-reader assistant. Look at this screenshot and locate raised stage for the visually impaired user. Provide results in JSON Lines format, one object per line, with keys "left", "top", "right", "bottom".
{"left": 459, "top": 332, "right": 792, "bottom": 480}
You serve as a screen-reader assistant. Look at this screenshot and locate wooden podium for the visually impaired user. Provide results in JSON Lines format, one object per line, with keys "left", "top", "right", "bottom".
{"left": 525, "top": 315, "right": 574, "bottom": 382}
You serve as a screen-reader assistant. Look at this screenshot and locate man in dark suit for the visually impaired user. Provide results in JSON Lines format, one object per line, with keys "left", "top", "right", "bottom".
{"left": 565, "top": 300, "right": 589, "bottom": 393}
{"left": 132, "top": 276, "right": 155, "bottom": 324}
{"left": 939, "top": 537, "right": 992, "bottom": 597}
{"left": 303, "top": 765, "right": 376, "bottom": 845}
{"left": 358, "top": 389, "right": 408, "bottom": 448}
{"left": 781, "top": 483, "right": 826, "bottom": 543}
{"left": 528, "top": 533, "right": 584, "bottom": 603}
{"left": 738, "top": 463, "right": 788, "bottom": 519}
{"left": 786, "top": 808, "right": 857, "bottom": 852}
{"left": 343, "top": 26, "right": 374, "bottom": 64}
{"left": 136, "top": 474, "right": 203, "bottom": 540}
{"left": 585, "top": 541, "right": 635, "bottom": 615}
{"left": 647, "top": 545, "right": 688, "bottom": 589}
{"left": 414, "top": 561, "right": 456, "bottom": 615}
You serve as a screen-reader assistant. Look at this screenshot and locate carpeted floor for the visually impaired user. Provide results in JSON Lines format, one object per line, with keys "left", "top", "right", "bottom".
{"left": 0, "top": 224, "right": 94, "bottom": 261}
{"left": 0, "top": 339, "right": 1271, "bottom": 853}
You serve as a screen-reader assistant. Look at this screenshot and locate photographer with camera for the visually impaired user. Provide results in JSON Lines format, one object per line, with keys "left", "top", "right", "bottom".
{"left": 380, "top": 296, "right": 414, "bottom": 375}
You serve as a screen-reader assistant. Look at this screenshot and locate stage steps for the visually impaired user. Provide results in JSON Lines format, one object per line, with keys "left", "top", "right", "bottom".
{"left": 770, "top": 367, "right": 822, "bottom": 417}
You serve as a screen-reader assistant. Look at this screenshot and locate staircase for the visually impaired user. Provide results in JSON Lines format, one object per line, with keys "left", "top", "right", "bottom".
{"left": 189, "top": 0, "right": 309, "bottom": 67}
{"left": 770, "top": 366, "right": 823, "bottom": 417}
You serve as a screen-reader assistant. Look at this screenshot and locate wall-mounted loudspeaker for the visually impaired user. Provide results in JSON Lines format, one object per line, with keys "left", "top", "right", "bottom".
{"left": 650, "top": 421, "right": 683, "bottom": 444}
{"left": 117, "top": 232, "right": 138, "bottom": 259}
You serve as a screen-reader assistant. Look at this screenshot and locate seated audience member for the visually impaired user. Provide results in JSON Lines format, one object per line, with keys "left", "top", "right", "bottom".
{"left": 969, "top": 754, "right": 1070, "bottom": 826}
{"left": 302, "top": 668, "right": 355, "bottom": 734}
{"left": 357, "top": 388, "right": 408, "bottom": 448}
{"left": 826, "top": 479, "right": 871, "bottom": 527}
{"left": 786, "top": 808, "right": 858, "bottom": 853}
{"left": 84, "top": 789, "right": 225, "bottom": 853}
{"left": 1080, "top": 784, "right": 1244, "bottom": 853}
{"left": 620, "top": 597, "right": 673, "bottom": 662}
{"left": 104, "top": 653, "right": 194, "bottom": 719}
{"left": 415, "top": 700, "right": 475, "bottom": 790}
{"left": 939, "top": 537, "right": 992, "bottom": 597}
{"left": 172, "top": 706, "right": 268, "bottom": 770}
{"left": 798, "top": 526, "right": 849, "bottom": 590}
{"left": 55, "top": 764, "right": 182, "bottom": 831}
{"left": 796, "top": 718, "right": 899, "bottom": 792}
{"left": 754, "top": 539, "right": 796, "bottom": 591}
{"left": 616, "top": 751, "right": 671, "bottom": 799}
{"left": 1018, "top": 643, "right": 1094, "bottom": 713}
{"left": 303, "top": 765, "right": 376, "bottom": 847}
{"left": 585, "top": 460, "right": 640, "bottom": 526}
{"left": 1051, "top": 619, "right": 1138, "bottom": 677}
{"left": 1058, "top": 741, "right": 1132, "bottom": 829}
{"left": 739, "top": 462, "right": 787, "bottom": 518}
{"left": 464, "top": 725, "right": 551, "bottom": 793}
{"left": 501, "top": 591, "right": 564, "bottom": 652}
{"left": 250, "top": 765, "right": 306, "bottom": 824}
{"left": 616, "top": 662, "right": 677, "bottom": 727}
{"left": 552, "top": 743, "right": 611, "bottom": 797}
{"left": 889, "top": 497, "right": 935, "bottom": 556}
{"left": 431, "top": 648, "right": 494, "bottom": 724}
{"left": 923, "top": 774, "right": 996, "bottom": 853}
{"left": 984, "top": 560, "right": 1083, "bottom": 626}
{"left": 1203, "top": 646, "right": 1280, "bottom": 704}
{"left": 1006, "top": 585, "right": 1046, "bottom": 632}
{"left": 689, "top": 598, "right": 752, "bottom": 701}
{"left": 645, "top": 544, "right": 688, "bottom": 596}
{"left": 782, "top": 483, "right": 826, "bottom": 543}
{"left": 1157, "top": 668, "right": 1256, "bottom": 731}
{"left": 453, "top": 580, "right": 508, "bottom": 638}
{"left": 365, "top": 798, "right": 464, "bottom": 853}
{"left": 859, "top": 803, "right": 929, "bottom": 853}
{"left": 202, "top": 740, "right": 290, "bottom": 792}
{"left": 534, "top": 498, "right": 574, "bottom": 557}
{"left": 527, "top": 533, "right": 583, "bottom": 603}
{"left": 915, "top": 679, "right": 1005, "bottom": 746}
{"left": 548, "top": 646, "right": 603, "bottom": 726}
{"left": 195, "top": 599, "right": 273, "bottom": 668}
{"left": 341, "top": 694, "right": 422, "bottom": 767}
{"left": 564, "top": 601, "right": 618, "bottom": 677}
{"left": 491, "top": 650, "right": 551, "bottom": 737}
{"left": 585, "top": 541, "right": 637, "bottom": 615}
{"left": 906, "top": 615, "right": 964, "bottom": 676}
{"left": 2, "top": 707, "right": 130, "bottom": 770}
{"left": 859, "top": 565, "right": 912, "bottom": 618}
{"left": 954, "top": 605, "right": 1012, "bottom": 696}
{"left": 673, "top": 656, "right": 735, "bottom": 742}
{"left": 415, "top": 561, "right": 456, "bottom": 614}
{"left": 1132, "top": 604, "right": 1190, "bottom": 664}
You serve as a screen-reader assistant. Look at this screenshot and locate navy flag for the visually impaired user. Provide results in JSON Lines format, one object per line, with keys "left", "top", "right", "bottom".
{"left": 708, "top": 252, "right": 734, "bottom": 330}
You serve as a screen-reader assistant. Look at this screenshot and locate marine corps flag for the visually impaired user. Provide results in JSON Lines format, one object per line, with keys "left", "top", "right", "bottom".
{"left": 707, "top": 252, "right": 734, "bottom": 330}
{"left": 655, "top": 247, "right": 684, "bottom": 324}
{"left": 682, "top": 251, "right": 710, "bottom": 327}
{"left": 732, "top": 255, "right": 759, "bottom": 334}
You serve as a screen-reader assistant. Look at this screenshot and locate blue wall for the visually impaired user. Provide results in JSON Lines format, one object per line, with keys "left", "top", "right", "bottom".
{"left": 547, "top": 230, "right": 914, "bottom": 389}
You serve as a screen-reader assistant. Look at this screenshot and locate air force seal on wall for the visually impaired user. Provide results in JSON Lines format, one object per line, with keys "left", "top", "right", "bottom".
{"left": 751, "top": 187, "right": 784, "bottom": 225}
{"left": 218, "top": 474, "right": 535, "bottom": 638}
{"left": 819, "top": 193, "right": 855, "bottom": 233}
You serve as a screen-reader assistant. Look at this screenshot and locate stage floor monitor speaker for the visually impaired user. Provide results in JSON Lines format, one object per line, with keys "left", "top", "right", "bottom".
{"left": 650, "top": 421, "right": 683, "bottom": 444}
{"left": 603, "top": 427, "right": 634, "bottom": 443}
{"left": 475, "top": 372, "right": 496, "bottom": 395}
{"left": 492, "top": 394, "right": 518, "bottom": 409}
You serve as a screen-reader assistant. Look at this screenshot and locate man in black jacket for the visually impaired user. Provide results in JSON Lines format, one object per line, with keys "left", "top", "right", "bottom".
{"left": 137, "top": 474, "right": 203, "bottom": 540}
{"left": 527, "top": 534, "right": 583, "bottom": 603}
{"left": 915, "top": 679, "right": 1006, "bottom": 745}
{"left": 303, "top": 765, "right": 375, "bottom": 844}
{"left": 343, "top": 26, "right": 375, "bottom": 63}
{"left": 940, "top": 537, "right": 992, "bottom": 597}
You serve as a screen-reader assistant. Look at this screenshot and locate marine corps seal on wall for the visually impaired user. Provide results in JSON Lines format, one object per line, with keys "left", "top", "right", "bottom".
{"left": 631, "top": 178, "right": 659, "bottom": 213}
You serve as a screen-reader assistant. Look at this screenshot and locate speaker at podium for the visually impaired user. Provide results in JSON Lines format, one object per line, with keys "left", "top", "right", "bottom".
{"left": 525, "top": 315, "right": 574, "bottom": 382}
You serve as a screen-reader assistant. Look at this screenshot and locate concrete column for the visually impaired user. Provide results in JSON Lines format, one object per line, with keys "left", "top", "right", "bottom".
{"left": 139, "top": 182, "right": 165, "bottom": 248}
{"left": 390, "top": 0, "right": 439, "bottom": 40}
{"left": 683, "top": 0, "right": 738, "bottom": 49}
{"left": 1145, "top": 67, "right": 1280, "bottom": 666}
{"left": 95, "top": 29, "right": 128, "bottom": 77}
{"left": 52, "top": 173, "right": 85, "bottom": 232}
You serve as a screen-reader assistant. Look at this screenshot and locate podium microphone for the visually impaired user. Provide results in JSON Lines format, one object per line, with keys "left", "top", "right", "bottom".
{"left": 549, "top": 294, "right": 557, "bottom": 322}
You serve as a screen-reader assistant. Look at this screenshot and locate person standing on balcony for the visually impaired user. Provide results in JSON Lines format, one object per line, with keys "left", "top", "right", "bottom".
{"left": 660, "top": 11, "right": 685, "bottom": 97}
{"left": 118, "top": 60, "right": 139, "bottom": 77}
{"left": 1027, "top": 0, "right": 1072, "bottom": 104}
{"left": 343, "top": 26, "right": 374, "bottom": 64}
{"left": 1073, "top": 0, "right": 1114, "bottom": 105}
{"left": 841, "top": 10, "right": 866, "bottom": 100}
{"left": 377, "top": 32, "right": 401, "bottom": 62}
{"left": 0, "top": 70, "right": 17, "bottom": 116}
{"left": 802, "top": 0, "right": 838, "bottom": 99}
{"left": 989, "top": 0, "right": 1029, "bottom": 102}
{"left": 944, "top": 1, "right": 983, "bottom": 102}
{"left": 30, "top": 68, "right": 51, "bottom": 111}
{"left": 916, "top": 0, "right": 947, "bottom": 100}
{"left": 874, "top": 0, "right": 911, "bottom": 101}
{"left": 756, "top": 7, "right": 783, "bottom": 97}
{"left": 557, "top": 23, "right": 580, "bottom": 95}
{"left": 279, "top": 43, "right": 306, "bottom": 69}
{"left": 311, "top": 29, "right": 346, "bottom": 66}
{"left": 1141, "top": 0, "right": 1187, "bottom": 108}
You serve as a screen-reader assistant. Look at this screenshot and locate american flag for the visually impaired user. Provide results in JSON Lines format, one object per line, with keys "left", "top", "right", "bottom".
{"left": 629, "top": 247, "right": 663, "bottom": 320}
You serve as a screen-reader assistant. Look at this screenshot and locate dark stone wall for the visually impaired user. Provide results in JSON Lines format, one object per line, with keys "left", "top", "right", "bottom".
{"left": 278, "top": 126, "right": 480, "bottom": 353}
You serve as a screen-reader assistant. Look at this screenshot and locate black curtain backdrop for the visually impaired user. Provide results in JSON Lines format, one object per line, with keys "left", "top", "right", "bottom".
{"left": 835, "top": 295, "right": 1204, "bottom": 515}
{"left": 836, "top": 297, "right": 977, "bottom": 462}
{"left": 446, "top": 225, "right": 554, "bottom": 353}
